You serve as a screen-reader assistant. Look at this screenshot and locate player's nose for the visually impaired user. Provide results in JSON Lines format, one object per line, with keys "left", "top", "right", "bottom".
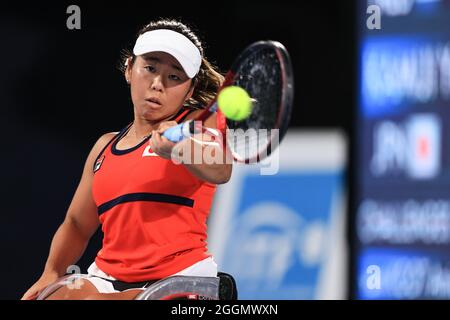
{"left": 150, "top": 75, "right": 164, "bottom": 92}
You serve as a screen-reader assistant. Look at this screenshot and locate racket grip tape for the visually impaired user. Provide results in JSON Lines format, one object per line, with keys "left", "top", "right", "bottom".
{"left": 162, "top": 120, "right": 197, "bottom": 142}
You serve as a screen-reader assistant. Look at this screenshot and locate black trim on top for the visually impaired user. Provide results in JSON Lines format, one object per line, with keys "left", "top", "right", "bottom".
{"left": 111, "top": 107, "right": 191, "bottom": 156}
{"left": 98, "top": 192, "right": 195, "bottom": 215}
{"left": 172, "top": 106, "right": 191, "bottom": 122}
{"left": 177, "top": 108, "right": 197, "bottom": 123}
{"left": 92, "top": 123, "right": 132, "bottom": 172}
{"left": 111, "top": 126, "right": 149, "bottom": 156}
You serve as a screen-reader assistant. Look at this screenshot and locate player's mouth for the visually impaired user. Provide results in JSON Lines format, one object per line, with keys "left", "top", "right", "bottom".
{"left": 145, "top": 97, "right": 163, "bottom": 108}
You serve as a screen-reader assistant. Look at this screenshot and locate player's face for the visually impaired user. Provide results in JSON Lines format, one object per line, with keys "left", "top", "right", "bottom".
{"left": 128, "top": 52, "right": 193, "bottom": 122}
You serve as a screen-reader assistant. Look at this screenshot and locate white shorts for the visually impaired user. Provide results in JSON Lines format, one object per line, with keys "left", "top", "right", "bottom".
{"left": 85, "top": 257, "right": 218, "bottom": 294}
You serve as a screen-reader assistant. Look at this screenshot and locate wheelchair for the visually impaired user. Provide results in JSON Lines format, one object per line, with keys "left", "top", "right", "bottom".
{"left": 36, "top": 272, "right": 237, "bottom": 300}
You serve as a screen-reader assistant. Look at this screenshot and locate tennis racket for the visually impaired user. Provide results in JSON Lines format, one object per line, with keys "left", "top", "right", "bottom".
{"left": 163, "top": 40, "right": 294, "bottom": 163}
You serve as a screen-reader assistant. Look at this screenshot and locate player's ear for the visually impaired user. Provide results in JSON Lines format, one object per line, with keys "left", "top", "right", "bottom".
{"left": 125, "top": 57, "right": 132, "bottom": 84}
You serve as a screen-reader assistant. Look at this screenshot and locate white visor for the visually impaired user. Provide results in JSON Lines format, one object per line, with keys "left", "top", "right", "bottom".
{"left": 133, "top": 29, "right": 202, "bottom": 78}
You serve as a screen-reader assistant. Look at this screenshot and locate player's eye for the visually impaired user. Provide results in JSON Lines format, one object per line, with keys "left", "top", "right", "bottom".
{"left": 144, "top": 65, "right": 156, "bottom": 73}
{"left": 169, "top": 74, "right": 181, "bottom": 81}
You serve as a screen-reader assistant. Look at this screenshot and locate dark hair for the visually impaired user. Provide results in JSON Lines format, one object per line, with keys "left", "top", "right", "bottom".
{"left": 120, "top": 19, "right": 224, "bottom": 109}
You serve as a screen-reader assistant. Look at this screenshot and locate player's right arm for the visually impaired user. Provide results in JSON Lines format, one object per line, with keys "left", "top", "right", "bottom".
{"left": 21, "top": 133, "right": 116, "bottom": 300}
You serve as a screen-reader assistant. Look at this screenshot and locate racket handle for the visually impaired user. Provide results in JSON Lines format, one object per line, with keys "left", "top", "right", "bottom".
{"left": 163, "top": 120, "right": 196, "bottom": 142}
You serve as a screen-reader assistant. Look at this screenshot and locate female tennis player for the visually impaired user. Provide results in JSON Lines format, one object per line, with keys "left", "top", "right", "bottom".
{"left": 21, "top": 19, "right": 231, "bottom": 300}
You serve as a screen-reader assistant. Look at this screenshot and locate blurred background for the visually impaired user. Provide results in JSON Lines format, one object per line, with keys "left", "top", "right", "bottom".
{"left": 354, "top": 0, "right": 450, "bottom": 300}
{"left": 1, "top": 0, "right": 449, "bottom": 300}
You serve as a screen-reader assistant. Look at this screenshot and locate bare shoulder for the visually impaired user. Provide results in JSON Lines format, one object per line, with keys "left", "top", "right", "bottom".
{"left": 95, "top": 132, "right": 118, "bottom": 149}
{"left": 87, "top": 132, "right": 118, "bottom": 164}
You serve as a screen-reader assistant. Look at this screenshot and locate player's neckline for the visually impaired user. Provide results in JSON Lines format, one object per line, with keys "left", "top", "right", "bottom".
{"left": 111, "top": 125, "right": 150, "bottom": 156}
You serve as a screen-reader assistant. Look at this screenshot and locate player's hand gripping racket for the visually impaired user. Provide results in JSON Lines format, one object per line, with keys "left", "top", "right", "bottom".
{"left": 163, "top": 40, "right": 294, "bottom": 163}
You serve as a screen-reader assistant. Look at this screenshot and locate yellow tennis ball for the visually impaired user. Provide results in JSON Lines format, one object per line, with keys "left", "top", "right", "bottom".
{"left": 217, "top": 86, "right": 252, "bottom": 121}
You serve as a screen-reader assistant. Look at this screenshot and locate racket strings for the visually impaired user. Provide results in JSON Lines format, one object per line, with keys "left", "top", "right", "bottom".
{"left": 227, "top": 47, "right": 284, "bottom": 161}
{"left": 226, "top": 129, "right": 273, "bottom": 162}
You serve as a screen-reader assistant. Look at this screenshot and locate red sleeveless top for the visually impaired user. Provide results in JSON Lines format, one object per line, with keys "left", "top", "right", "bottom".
{"left": 91, "top": 109, "right": 217, "bottom": 282}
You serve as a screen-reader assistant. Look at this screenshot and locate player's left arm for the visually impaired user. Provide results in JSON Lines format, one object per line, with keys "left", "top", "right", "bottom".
{"left": 150, "top": 110, "right": 232, "bottom": 184}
